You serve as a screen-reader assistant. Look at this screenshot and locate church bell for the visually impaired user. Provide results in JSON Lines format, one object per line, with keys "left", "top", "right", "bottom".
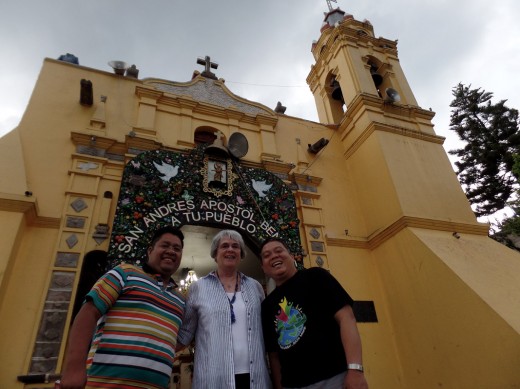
{"left": 330, "top": 79, "right": 344, "bottom": 102}
{"left": 205, "top": 134, "right": 229, "bottom": 157}
{"left": 370, "top": 65, "right": 383, "bottom": 88}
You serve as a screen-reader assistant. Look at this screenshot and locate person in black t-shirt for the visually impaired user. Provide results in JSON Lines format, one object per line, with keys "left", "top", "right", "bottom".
{"left": 260, "top": 238, "right": 368, "bottom": 389}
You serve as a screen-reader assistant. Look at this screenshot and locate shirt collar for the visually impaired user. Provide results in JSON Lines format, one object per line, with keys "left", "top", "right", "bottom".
{"left": 142, "top": 262, "right": 178, "bottom": 289}
{"left": 209, "top": 270, "right": 246, "bottom": 280}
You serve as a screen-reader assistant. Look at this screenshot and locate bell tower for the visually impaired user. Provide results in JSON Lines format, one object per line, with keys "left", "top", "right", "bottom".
{"left": 307, "top": 7, "right": 432, "bottom": 128}
{"left": 305, "top": 6, "right": 520, "bottom": 389}
{"left": 305, "top": 6, "right": 476, "bottom": 233}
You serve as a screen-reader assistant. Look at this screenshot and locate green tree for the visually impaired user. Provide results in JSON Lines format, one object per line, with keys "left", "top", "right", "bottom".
{"left": 490, "top": 155, "right": 520, "bottom": 249}
{"left": 491, "top": 214, "right": 520, "bottom": 249}
{"left": 449, "top": 83, "right": 520, "bottom": 217}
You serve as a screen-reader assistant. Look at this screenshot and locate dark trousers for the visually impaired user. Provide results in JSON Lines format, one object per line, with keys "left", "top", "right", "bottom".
{"left": 235, "top": 373, "right": 251, "bottom": 389}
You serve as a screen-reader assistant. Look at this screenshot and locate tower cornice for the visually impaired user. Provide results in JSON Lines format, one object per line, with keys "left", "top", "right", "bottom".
{"left": 311, "top": 21, "right": 398, "bottom": 74}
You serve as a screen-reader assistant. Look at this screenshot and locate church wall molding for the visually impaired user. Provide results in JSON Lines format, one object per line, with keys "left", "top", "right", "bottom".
{"left": 327, "top": 215, "right": 490, "bottom": 250}
{"left": 341, "top": 120, "right": 445, "bottom": 160}
{"left": 0, "top": 193, "right": 61, "bottom": 228}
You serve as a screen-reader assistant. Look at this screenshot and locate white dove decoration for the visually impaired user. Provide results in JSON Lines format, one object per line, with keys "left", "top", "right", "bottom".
{"left": 153, "top": 161, "right": 179, "bottom": 182}
{"left": 251, "top": 179, "right": 272, "bottom": 198}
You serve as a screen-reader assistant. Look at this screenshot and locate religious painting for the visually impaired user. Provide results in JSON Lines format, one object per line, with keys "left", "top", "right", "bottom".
{"left": 201, "top": 156, "right": 235, "bottom": 197}
{"left": 208, "top": 159, "right": 227, "bottom": 189}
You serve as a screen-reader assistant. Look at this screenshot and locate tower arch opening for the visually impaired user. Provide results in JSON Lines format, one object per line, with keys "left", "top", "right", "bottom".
{"left": 366, "top": 56, "right": 385, "bottom": 97}
{"left": 325, "top": 71, "right": 346, "bottom": 122}
{"left": 365, "top": 56, "right": 400, "bottom": 102}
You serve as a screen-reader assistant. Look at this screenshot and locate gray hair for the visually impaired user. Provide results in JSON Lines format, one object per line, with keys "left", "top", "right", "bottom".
{"left": 210, "top": 229, "right": 246, "bottom": 260}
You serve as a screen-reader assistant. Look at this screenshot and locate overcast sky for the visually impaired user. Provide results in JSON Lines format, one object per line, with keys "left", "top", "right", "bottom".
{"left": 2, "top": 0, "right": 520, "bottom": 221}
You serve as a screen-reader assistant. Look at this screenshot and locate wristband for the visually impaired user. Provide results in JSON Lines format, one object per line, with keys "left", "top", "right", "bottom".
{"left": 347, "top": 363, "right": 364, "bottom": 372}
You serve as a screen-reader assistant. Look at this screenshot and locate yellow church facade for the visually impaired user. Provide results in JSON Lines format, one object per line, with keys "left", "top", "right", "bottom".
{"left": 1, "top": 8, "right": 520, "bottom": 389}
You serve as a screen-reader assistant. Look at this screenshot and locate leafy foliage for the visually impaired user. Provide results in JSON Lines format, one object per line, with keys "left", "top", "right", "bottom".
{"left": 491, "top": 215, "right": 520, "bottom": 250}
{"left": 490, "top": 155, "right": 520, "bottom": 249}
{"left": 449, "top": 83, "right": 520, "bottom": 217}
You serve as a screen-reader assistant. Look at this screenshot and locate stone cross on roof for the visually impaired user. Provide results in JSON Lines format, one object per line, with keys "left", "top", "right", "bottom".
{"left": 196, "top": 55, "right": 219, "bottom": 80}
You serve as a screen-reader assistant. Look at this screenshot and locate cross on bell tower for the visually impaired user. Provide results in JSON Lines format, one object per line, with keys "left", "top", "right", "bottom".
{"left": 196, "top": 55, "right": 219, "bottom": 80}
{"left": 326, "top": 0, "right": 337, "bottom": 11}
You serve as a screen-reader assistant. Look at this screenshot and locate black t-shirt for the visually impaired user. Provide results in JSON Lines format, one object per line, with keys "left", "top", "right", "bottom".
{"left": 261, "top": 267, "right": 354, "bottom": 387}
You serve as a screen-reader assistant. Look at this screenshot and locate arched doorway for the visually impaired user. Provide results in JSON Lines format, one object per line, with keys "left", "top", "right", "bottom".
{"left": 178, "top": 225, "right": 267, "bottom": 291}
{"left": 71, "top": 250, "right": 109, "bottom": 321}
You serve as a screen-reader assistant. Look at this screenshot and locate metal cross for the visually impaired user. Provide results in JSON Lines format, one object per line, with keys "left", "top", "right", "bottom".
{"left": 326, "top": 0, "right": 337, "bottom": 11}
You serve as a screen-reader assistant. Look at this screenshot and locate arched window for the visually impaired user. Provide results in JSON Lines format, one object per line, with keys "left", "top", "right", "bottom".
{"left": 194, "top": 127, "right": 217, "bottom": 145}
{"left": 325, "top": 72, "right": 346, "bottom": 123}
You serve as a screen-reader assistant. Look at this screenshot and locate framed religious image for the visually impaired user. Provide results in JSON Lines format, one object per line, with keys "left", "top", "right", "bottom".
{"left": 201, "top": 156, "right": 236, "bottom": 197}
{"left": 208, "top": 159, "right": 227, "bottom": 188}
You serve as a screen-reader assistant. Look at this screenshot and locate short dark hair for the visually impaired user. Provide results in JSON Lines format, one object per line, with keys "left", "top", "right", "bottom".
{"left": 259, "top": 237, "right": 290, "bottom": 255}
{"left": 150, "top": 226, "right": 185, "bottom": 248}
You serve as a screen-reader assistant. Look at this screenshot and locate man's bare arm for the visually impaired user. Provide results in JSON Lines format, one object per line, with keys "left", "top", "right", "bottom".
{"left": 60, "top": 301, "right": 101, "bottom": 389}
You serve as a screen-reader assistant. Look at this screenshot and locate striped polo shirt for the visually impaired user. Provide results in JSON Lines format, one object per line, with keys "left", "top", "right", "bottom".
{"left": 85, "top": 263, "right": 185, "bottom": 389}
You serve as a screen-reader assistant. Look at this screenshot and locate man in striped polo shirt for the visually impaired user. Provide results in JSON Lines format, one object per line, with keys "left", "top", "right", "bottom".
{"left": 60, "top": 226, "right": 185, "bottom": 389}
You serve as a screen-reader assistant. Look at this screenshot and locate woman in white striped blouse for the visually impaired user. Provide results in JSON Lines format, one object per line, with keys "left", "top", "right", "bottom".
{"left": 177, "top": 229, "right": 272, "bottom": 389}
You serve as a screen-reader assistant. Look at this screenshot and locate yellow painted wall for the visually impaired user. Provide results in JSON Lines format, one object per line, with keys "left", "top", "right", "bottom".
{"left": 1, "top": 53, "right": 520, "bottom": 389}
{"left": 0, "top": 226, "right": 59, "bottom": 388}
{"left": 378, "top": 132, "right": 476, "bottom": 221}
{"left": 0, "top": 129, "right": 28, "bottom": 195}
{"left": 345, "top": 131, "right": 478, "bottom": 230}
{"left": 0, "top": 211, "right": 25, "bottom": 304}
{"left": 415, "top": 229, "right": 520, "bottom": 333}
{"left": 373, "top": 228, "right": 520, "bottom": 388}
{"left": 327, "top": 246, "right": 404, "bottom": 388}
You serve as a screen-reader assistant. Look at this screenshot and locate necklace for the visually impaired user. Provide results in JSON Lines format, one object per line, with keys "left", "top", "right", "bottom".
{"left": 216, "top": 271, "right": 239, "bottom": 324}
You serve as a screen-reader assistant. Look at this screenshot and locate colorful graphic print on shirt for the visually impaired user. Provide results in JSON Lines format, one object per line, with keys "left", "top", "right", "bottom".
{"left": 274, "top": 296, "right": 307, "bottom": 349}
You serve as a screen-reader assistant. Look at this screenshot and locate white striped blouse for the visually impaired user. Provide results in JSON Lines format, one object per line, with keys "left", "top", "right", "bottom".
{"left": 178, "top": 271, "right": 272, "bottom": 389}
